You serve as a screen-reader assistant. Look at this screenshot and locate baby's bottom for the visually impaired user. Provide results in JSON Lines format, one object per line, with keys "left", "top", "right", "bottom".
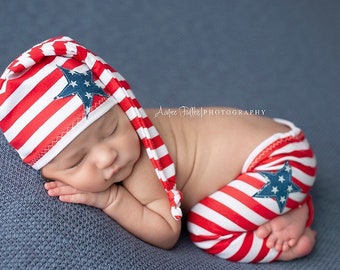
{"left": 187, "top": 119, "right": 317, "bottom": 263}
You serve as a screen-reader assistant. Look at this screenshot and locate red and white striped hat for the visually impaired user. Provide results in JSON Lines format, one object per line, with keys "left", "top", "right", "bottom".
{"left": 0, "top": 36, "right": 182, "bottom": 219}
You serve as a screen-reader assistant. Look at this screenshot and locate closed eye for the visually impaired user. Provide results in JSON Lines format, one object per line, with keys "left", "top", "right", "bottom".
{"left": 110, "top": 122, "right": 118, "bottom": 136}
{"left": 69, "top": 155, "right": 85, "bottom": 169}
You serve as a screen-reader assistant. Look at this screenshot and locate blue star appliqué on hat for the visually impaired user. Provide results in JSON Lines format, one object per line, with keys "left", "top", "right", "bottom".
{"left": 55, "top": 66, "right": 109, "bottom": 118}
{"left": 252, "top": 161, "right": 301, "bottom": 213}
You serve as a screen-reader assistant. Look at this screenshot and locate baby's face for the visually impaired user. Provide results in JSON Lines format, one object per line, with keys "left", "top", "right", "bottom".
{"left": 41, "top": 106, "right": 141, "bottom": 192}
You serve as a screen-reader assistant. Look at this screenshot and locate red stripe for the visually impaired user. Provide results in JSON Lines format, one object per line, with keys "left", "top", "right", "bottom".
{"left": 252, "top": 238, "right": 271, "bottom": 263}
{"left": 200, "top": 196, "right": 257, "bottom": 231}
{"left": 227, "top": 232, "right": 253, "bottom": 262}
{"left": 51, "top": 41, "right": 67, "bottom": 57}
{"left": 221, "top": 185, "right": 277, "bottom": 222}
{"left": 119, "top": 80, "right": 131, "bottom": 90}
{"left": 23, "top": 105, "right": 83, "bottom": 165}
{"left": 206, "top": 234, "right": 239, "bottom": 255}
{"left": 290, "top": 160, "right": 316, "bottom": 177}
{"left": 105, "top": 77, "right": 123, "bottom": 95}
{"left": 292, "top": 176, "right": 313, "bottom": 193}
{"left": 28, "top": 47, "right": 45, "bottom": 65}
{"left": 188, "top": 212, "right": 230, "bottom": 238}
{"left": 248, "top": 134, "right": 305, "bottom": 171}
{"left": 0, "top": 57, "right": 56, "bottom": 103}
{"left": 237, "top": 173, "right": 265, "bottom": 189}
{"left": 1, "top": 59, "right": 82, "bottom": 133}
{"left": 1, "top": 65, "right": 61, "bottom": 132}
{"left": 165, "top": 175, "right": 176, "bottom": 188}
{"left": 141, "top": 134, "right": 166, "bottom": 150}
{"left": 92, "top": 60, "right": 106, "bottom": 80}
{"left": 10, "top": 97, "right": 73, "bottom": 150}
{"left": 73, "top": 45, "right": 88, "bottom": 62}
{"left": 148, "top": 155, "right": 173, "bottom": 173}
{"left": 286, "top": 197, "right": 302, "bottom": 209}
{"left": 154, "top": 154, "right": 173, "bottom": 170}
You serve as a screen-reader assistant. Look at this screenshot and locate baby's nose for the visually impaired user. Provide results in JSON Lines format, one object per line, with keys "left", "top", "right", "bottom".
{"left": 92, "top": 144, "right": 118, "bottom": 169}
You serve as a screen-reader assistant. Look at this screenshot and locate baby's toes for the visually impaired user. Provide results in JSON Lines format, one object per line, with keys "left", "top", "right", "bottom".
{"left": 256, "top": 223, "right": 272, "bottom": 239}
{"left": 265, "top": 235, "right": 277, "bottom": 249}
{"left": 274, "top": 239, "right": 284, "bottom": 251}
{"left": 282, "top": 241, "right": 291, "bottom": 251}
{"left": 288, "top": 238, "right": 297, "bottom": 247}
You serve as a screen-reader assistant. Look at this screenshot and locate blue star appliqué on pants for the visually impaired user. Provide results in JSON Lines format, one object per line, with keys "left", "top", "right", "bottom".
{"left": 252, "top": 161, "right": 301, "bottom": 213}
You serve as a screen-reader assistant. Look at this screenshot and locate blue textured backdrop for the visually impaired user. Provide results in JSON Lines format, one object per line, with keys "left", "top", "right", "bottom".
{"left": 1, "top": 0, "right": 339, "bottom": 269}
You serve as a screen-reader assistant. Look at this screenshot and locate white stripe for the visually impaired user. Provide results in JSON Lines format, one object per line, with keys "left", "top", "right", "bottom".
{"left": 217, "top": 233, "right": 246, "bottom": 260}
{"left": 96, "top": 55, "right": 108, "bottom": 65}
{"left": 33, "top": 96, "right": 117, "bottom": 169}
{"left": 125, "top": 105, "right": 141, "bottom": 120}
{"left": 18, "top": 96, "right": 81, "bottom": 159}
{"left": 148, "top": 144, "right": 168, "bottom": 159}
{"left": 242, "top": 119, "right": 301, "bottom": 172}
{"left": 5, "top": 75, "right": 67, "bottom": 141}
{"left": 114, "top": 87, "right": 128, "bottom": 103}
{"left": 0, "top": 57, "right": 68, "bottom": 121}
{"left": 191, "top": 203, "right": 244, "bottom": 232}
{"left": 98, "top": 69, "right": 113, "bottom": 87}
{"left": 16, "top": 54, "right": 36, "bottom": 69}
{"left": 270, "top": 139, "right": 310, "bottom": 156}
{"left": 127, "top": 89, "right": 135, "bottom": 98}
{"left": 288, "top": 192, "right": 307, "bottom": 204}
{"left": 187, "top": 224, "right": 228, "bottom": 250}
{"left": 147, "top": 125, "right": 159, "bottom": 138}
{"left": 239, "top": 233, "right": 263, "bottom": 263}
{"left": 255, "top": 156, "right": 316, "bottom": 171}
{"left": 228, "top": 177, "right": 265, "bottom": 195}
{"left": 139, "top": 108, "right": 147, "bottom": 118}
{"left": 110, "top": 71, "right": 125, "bottom": 82}
{"left": 136, "top": 125, "right": 159, "bottom": 141}
{"left": 158, "top": 163, "right": 175, "bottom": 181}
{"left": 40, "top": 42, "right": 57, "bottom": 57}
{"left": 259, "top": 246, "right": 279, "bottom": 263}
{"left": 292, "top": 166, "right": 316, "bottom": 186}
{"left": 211, "top": 191, "right": 269, "bottom": 227}
{"left": 187, "top": 221, "right": 220, "bottom": 238}
{"left": 84, "top": 52, "right": 96, "bottom": 69}
{"left": 64, "top": 41, "right": 78, "bottom": 58}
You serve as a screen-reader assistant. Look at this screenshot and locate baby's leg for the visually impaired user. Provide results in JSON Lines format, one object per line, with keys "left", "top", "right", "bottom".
{"left": 187, "top": 124, "right": 317, "bottom": 263}
{"left": 187, "top": 170, "right": 315, "bottom": 263}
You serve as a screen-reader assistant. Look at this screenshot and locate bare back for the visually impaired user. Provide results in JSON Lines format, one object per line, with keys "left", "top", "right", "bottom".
{"left": 146, "top": 107, "right": 290, "bottom": 213}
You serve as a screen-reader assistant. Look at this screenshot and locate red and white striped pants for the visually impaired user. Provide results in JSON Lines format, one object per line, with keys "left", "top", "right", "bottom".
{"left": 187, "top": 119, "right": 317, "bottom": 263}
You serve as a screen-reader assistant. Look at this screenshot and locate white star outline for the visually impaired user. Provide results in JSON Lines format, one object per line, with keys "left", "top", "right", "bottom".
{"left": 252, "top": 161, "right": 302, "bottom": 213}
{"left": 70, "top": 81, "right": 78, "bottom": 88}
{"left": 55, "top": 66, "right": 109, "bottom": 118}
{"left": 84, "top": 80, "right": 91, "bottom": 87}
{"left": 271, "top": 186, "right": 279, "bottom": 194}
{"left": 85, "top": 92, "right": 92, "bottom": 99}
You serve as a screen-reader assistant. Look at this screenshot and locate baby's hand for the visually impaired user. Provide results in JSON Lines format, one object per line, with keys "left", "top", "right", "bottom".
{"left": 44, "top": 181, "right": 114, "bottom": 210}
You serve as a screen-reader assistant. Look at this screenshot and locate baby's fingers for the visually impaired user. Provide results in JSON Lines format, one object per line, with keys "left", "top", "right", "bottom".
{"left": 58, "top": 193, "right": 96, "bottom": 205}
{"left": 44, "top": 181, "right": 68, "bottom": 190}
{"left": 46, "top": 184, "right": 80, "bottom": 197}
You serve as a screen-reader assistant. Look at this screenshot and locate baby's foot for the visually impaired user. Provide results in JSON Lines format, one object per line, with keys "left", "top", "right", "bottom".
{"left": 256, "top": 202, "right": 309, "bottom": 251}
{"left": 278, "top": 227, "right": 316, "bottom": 261}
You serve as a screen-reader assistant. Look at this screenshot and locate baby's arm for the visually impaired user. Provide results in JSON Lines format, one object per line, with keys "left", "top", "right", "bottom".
{"left": 44, "top": 180, "right": 181, "bottom": 249}
{"left": 103, "top": 183, "right": 181, "bottom": 249}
